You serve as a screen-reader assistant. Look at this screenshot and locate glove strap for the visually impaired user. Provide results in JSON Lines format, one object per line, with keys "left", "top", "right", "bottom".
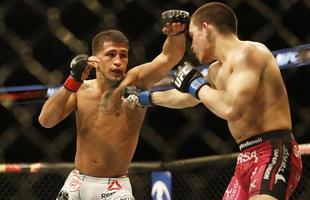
{"left": 167, "top": 29, "right": 186, "bottom": 36}
{"left": 189, "top": 77, "right": 209, "bottom": 99}
{"left": 139, "top": 91, "right": 153, "bottom": 107}
{"left": 64, "top": 75, "right": 83, "bottom": 92}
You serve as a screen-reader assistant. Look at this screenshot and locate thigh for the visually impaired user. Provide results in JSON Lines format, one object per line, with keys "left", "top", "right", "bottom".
{"left": 56, "top": 173, "right": 81, "bottom": 200}
{"left": 110, "top": 191, "right": 135, "bottom": 200}
{"left": 222, "top": 176, "right": 248, "bottom": 200}
{"left": 250, "top": 194, "right": 278, "bottom": 200}
{"left": 109, "top": 178, "right": 135, "bottom": 200}
{"left": 249, "top": 140, "right": 302, "bottom": 200}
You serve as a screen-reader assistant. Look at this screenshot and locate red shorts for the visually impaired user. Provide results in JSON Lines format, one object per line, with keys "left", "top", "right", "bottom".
{"left": 222, "top": 130, "right": 302, "bottom": 200}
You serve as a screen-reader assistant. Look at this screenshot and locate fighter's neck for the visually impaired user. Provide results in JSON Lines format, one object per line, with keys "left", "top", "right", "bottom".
{"left": 96, "top": 76, "right": 120, "bottom": 93}
{"left": 214, "top": 34, "right": 241, "bottom": 63}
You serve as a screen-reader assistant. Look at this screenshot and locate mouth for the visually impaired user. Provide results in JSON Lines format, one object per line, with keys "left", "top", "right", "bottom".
{"left": 111, "top": 68, "right": 123, "bottom": 77}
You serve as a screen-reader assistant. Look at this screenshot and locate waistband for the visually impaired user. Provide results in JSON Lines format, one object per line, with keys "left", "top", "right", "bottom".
{"left": 73, "top": 169, "right": 128, "bottom": 180}
{"left": 238, "top": 129, "right": 294, "bottom": 151}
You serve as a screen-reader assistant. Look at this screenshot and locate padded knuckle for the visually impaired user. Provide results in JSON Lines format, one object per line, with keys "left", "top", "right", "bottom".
{"left": 161, "top": 9, "right": 190, "bottom": 24}
{"left": 70, "top": 54, "right": 88, "bottom": 69}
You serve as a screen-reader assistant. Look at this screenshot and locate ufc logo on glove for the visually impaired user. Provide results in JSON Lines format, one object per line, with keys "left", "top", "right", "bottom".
{"left": 174, "top": 64, "right": 192, "bottom": 88}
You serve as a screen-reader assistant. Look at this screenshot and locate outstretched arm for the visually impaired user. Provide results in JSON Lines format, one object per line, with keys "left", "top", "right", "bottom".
{"left": 122, "top": 71, "right": 201, "bottom": 109}
{"left": 152, "top": 89, "right": 200, "bottom": 108}
{"left": 122, "top": 86, "right": 200, "bottom": 109}
{"left": 119, "top": 10, "right": 188, "bottom": 89}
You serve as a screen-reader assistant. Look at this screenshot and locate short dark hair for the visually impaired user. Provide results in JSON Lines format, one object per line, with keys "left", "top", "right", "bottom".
{"left": 92, "top": 29, "right": 129, "bottom": 54}
{"left": 191, "top": 2, "right": 237, "bottom": 34}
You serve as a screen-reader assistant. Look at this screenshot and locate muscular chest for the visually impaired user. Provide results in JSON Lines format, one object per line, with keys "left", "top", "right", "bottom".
{"left": 209, "top": 63, "right": 233, "bottom": 89}
{"left": 78, "top": 89, "right": 123, "bottom": 117}
{"left": 99, "top": 90, "right": 123, "bottom": 115}
{"left": 77, "top": 89, "right": 145, "bottom": 124}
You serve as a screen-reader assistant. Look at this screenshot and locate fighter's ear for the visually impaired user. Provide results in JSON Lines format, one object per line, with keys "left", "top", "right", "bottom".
{"left": 202, "top": 22, "right": 212, "bottom": 36}
{"left": 202, "top": 22, "right": 209, "bottom": 31}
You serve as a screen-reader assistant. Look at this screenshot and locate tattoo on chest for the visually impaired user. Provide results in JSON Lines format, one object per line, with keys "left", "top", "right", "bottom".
{"left": 101, "top": 90, "right": 122, "bottom": 114}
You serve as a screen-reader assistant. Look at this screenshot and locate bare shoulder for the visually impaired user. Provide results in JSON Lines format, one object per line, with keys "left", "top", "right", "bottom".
{"left": 79, "top": 79, "right": 97, "bottom": 93}
{"left": 236, "top": 41, "right": 272, "bottom": 67}
{"left": 242, "top": 41, "right": 272, "bottom": 58}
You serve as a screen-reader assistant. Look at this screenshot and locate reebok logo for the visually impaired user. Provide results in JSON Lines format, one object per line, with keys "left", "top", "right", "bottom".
{"left": 107, "top": 180, "right": 122, "bottom": 191}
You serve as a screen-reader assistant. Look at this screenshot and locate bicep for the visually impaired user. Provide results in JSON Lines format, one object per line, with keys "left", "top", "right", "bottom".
{"left": 227, "top": 69, "right": 260, "bottom": 105}
{"left": 39, "top": 87, "right": 77, "bottom": 127}
{"left": 127, "top": 54, "right": 171, "bottom": 88}
{"left": 227, "top": 54, "right": 264, "bottom": 106}
{"left": 59, "top": 94, "right": 77, "bottom": 121}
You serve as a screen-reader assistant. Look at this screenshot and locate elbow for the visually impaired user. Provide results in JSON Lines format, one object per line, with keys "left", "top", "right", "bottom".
{"left": 38, "top": 115, "right": 54, "bottom": 128}
{"left": 184, "top": 97, "right": 200, "bottom": 108}
{"left": 225, "top": 107, "right": 245, "bottom": 121}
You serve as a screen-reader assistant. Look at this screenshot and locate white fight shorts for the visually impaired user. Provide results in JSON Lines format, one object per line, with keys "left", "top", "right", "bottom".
{"left": 56, "top": 169, "right": 134, "bottom": 200}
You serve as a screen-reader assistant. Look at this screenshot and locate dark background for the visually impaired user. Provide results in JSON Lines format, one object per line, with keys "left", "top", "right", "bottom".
{"left": 0, "top": 0, "right": 309, "bottom": 163}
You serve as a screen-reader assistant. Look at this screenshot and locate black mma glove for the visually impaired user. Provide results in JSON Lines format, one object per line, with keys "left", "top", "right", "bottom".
{"left": 161, "top": 9, "right": 190, "bottom": 36}
{"left": 122, "top": 86, "right": 153, "bottom": 107}
{"left": 172, "top": 61, "right": 210, "bottom": 99}
{"left": 64, "top": 54, "right": 89, "bottom": 92}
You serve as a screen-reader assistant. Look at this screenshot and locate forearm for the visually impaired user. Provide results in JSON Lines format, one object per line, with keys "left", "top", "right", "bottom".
{"left": 152, "top": 89, "right": 200, "bottom": 109}
{"left": 157, "top": 34, "right": 186, "bottom": 77}
{"left": 38, "top": 87, "right": 73, "bottom": 128}
{"left": 122, "top": 86, "right": 200, "bottom": 109}
{"left": 162, "top": 34, "right": 186, "bottom": 66}
{"left": 160, "top": 9, "right": 187, "bottom": 68}
{"left": 136, "top": 35, "right": 185, "bottom": 88}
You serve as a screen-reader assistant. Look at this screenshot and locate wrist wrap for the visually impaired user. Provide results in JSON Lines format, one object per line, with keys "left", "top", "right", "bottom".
{"left": 64, "top": 75, "right": 82, "bottom": 92}
{"left": 139, "top": 91, "right": 153, "bottom": 107}
{"left": 189, "top": 77, "right": 209, "bottom": 99}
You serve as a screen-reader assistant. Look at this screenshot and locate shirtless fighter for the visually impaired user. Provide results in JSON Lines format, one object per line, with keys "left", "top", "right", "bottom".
{"left": 123, "top": 3, "right": 302, "bottom": 200}
{"left": 38, "top": 10, "right": 189, "bottom": 200}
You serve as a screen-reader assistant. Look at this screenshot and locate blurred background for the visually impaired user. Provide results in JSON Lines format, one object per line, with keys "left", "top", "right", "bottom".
{"left": 0, "top": 0, "right": 309, "bottom": 164}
